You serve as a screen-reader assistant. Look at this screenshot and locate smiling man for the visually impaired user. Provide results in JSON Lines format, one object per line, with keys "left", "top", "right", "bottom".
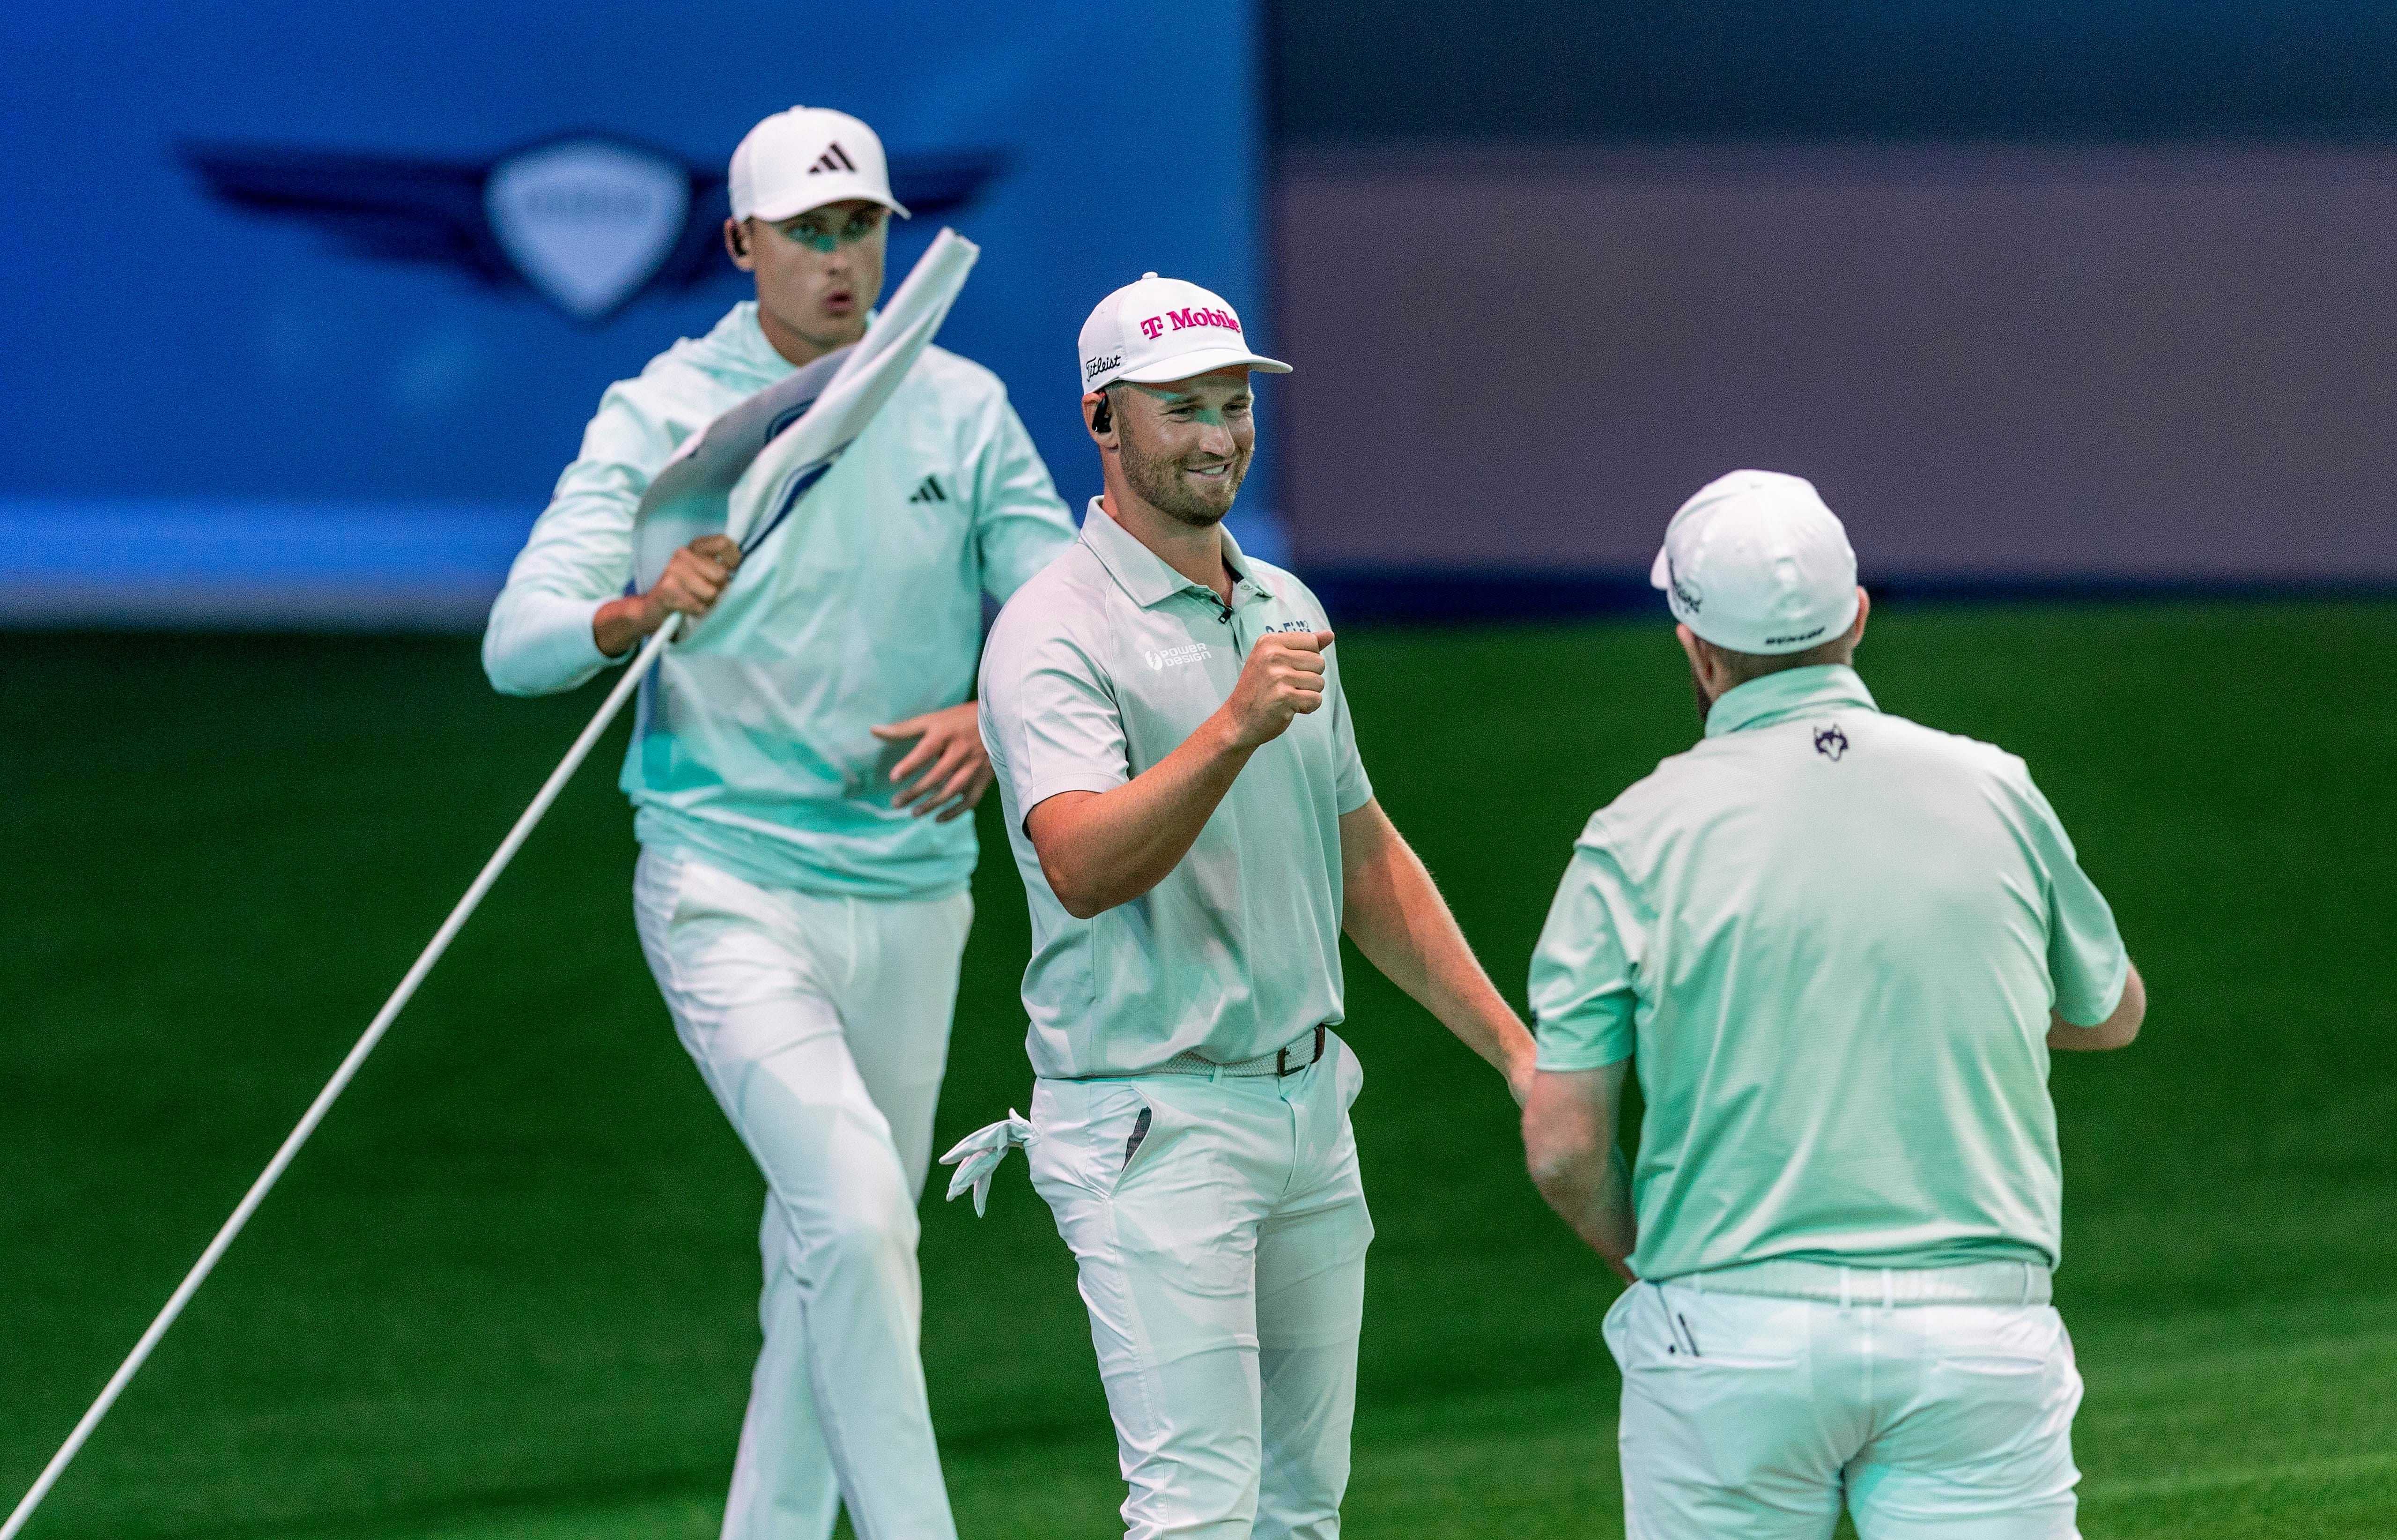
{"left": 954, "top": 274, "right": 1536, "bottom": 1539}
{"left": 481, "top": 105, "right": 1074, "bottom": 1540}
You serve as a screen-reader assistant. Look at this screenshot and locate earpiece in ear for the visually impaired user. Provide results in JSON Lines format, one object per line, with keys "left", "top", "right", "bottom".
{"left": 1091, "top": 397, "right": 1113, "bottom": 434}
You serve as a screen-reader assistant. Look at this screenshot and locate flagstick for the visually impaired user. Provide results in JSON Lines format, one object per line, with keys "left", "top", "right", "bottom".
{"left": 0, "top": 614, "right": 683, "bottom": 1540}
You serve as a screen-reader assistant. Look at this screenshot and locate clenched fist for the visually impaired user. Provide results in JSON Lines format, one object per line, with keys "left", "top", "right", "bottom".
{"left": 593, "top": 533, "right": 742, "bottom": 656}
{"left": 1218, "top": 629, "right": 1335, "bottom": 749}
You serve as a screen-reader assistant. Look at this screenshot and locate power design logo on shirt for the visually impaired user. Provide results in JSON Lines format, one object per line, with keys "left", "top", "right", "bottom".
{"left": 1143, "top": 642, "right": 1213, "bottom": 671}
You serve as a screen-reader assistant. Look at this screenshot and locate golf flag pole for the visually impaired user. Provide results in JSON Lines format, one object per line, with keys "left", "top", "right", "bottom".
{"left": 0, "top": 615, "right": 676, "bottom": 1540}
{"left": 1, "top": 228, "right": 979, "bottom": 1540}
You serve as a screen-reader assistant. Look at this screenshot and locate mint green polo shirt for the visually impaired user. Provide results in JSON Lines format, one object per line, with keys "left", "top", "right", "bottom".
{"left": 1530, "top": 665, "right": 2129, "bottom": 1279}
{"left": 482, "top": 301, "right": 1077, "bottom": 899}
{"left": 978, "top": 502, "right": 1374, "bottom": 1079}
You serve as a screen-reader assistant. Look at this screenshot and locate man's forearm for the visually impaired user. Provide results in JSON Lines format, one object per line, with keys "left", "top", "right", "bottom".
{"left": 1524, "top": 1065, "right": 1637, "bottom": 1282}
{"left": 1538, "top": 1146, "right": 1638, "bottom": 1283}
{"left": 1028, "top": 714, "right": 1256, "bottom": 918}
{"left": 1340, "top": 803, "right": 1535, "bottom": 1084}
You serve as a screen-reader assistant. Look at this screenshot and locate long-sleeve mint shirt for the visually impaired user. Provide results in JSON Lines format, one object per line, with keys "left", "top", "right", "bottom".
{"left": 1530, "top": 666, "right": 2130, "bottom": 1280}
{"left": 483, "top": 301, "right": 1077, "bottom": 899}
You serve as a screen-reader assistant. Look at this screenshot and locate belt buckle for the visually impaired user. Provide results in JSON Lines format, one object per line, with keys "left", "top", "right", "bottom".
{"left": 1275, "top": 1024, "right": 1326, "bottom": 1078}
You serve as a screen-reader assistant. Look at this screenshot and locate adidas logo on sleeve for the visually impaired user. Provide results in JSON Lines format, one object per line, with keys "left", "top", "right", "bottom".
{"left": 907, "top": 475, "right": 948, "bottom": 504}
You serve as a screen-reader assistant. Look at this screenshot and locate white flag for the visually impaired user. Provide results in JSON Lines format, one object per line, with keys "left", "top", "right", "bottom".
{"left": 632, "top": 227, "right": 981, "bottom": 587}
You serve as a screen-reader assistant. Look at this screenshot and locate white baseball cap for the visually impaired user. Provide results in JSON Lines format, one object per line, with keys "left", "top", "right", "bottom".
{"left": 728, "top": 106, "right": 910, "bottom": 223}
{"left": 1650, "top": 469, "right": 1862, "bottom": 654}
{"left": 1079, "top": 273, "right": 1289, "bottom": 392}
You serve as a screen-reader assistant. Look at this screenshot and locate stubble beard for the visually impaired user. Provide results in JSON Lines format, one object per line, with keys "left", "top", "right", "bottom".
{"left": 1118, "top": 423, "right": 1249, "bottom": 529}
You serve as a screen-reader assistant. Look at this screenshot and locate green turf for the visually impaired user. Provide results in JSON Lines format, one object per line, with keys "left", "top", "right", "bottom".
{"left": 2, "top": 602, "right": 2391, "bottom": 1538}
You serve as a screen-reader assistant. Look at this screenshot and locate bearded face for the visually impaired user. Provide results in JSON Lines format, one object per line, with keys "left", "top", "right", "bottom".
{"left": 1105, "top": 373, "right": 1255, "bottom": 528}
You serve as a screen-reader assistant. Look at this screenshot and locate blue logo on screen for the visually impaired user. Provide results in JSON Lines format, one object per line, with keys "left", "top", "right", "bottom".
{"left": 182, "top": 133, "right": 1005, "bottom": 326}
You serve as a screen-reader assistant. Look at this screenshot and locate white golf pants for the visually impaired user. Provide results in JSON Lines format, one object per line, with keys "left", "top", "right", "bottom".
{"left": 1028, "top": 1036, "right": 1374, "bottom": 1540}
{"left": 633, "top": 847, "right": 971, "bottom": 1540}
{"left": 1605, "top": 1266, "right": 2084, "bottom": 1540}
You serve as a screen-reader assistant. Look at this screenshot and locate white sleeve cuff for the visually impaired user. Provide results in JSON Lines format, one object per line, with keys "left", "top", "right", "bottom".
{"left": 482, "top": 589, "right": 616, "bottom": 697}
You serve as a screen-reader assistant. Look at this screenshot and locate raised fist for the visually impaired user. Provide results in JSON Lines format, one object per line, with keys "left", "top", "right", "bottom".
{"left": 1220, "top": 629, "right": 1335, "bottom": 749}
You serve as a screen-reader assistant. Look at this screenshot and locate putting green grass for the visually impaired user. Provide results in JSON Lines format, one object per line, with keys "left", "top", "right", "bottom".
{"left": 2, "top": 603, "right": 2391, "bottom": 1539}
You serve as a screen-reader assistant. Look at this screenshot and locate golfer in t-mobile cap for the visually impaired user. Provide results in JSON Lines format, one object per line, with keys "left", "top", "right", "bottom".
{"left": 1522, "top": 470, "right": 2147, "bottom": 1539}
{"left": 950, "top": 274, "right": 1538, "bottom": 1537}
{"left": 482, "top": 105, "right": 1075, "bottom": 1540}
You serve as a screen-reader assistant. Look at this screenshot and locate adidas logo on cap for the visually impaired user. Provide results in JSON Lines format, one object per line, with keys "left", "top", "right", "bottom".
{"left": 728, "top": 107, "right": 911, "bottom": 222}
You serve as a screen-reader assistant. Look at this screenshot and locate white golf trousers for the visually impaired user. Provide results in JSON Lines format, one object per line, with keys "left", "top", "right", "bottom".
{"left": 1605, "top": 1272, "right": 2084, "bottom": 1540}
{"left": 633, "top": 847, "right": 971, "bottom": 1540}
{"left": 1028, "top": 1035, "right": 1374, "bottom": 1540}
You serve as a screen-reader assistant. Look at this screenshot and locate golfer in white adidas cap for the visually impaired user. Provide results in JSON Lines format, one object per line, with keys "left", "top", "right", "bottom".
{"left": 1522, "top": 470, "right": 2146, "bottom": 1538}
{"left": 482, "top": 104, "right": 1074, "bottom": 1540}
{"left": 948, "top": 274, "right": 1538, "bottom": 1537}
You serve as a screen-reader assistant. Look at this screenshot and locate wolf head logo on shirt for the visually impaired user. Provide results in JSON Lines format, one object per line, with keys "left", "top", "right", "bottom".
{"left": 1813, "top": 724, "right": 1850, "bottom": 761}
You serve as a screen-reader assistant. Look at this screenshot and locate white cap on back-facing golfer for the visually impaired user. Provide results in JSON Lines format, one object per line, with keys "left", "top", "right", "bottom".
{"left": 729, "top": 106, "right": 910, "bottom": 222}
{"left": 1652, "top": 469, "right": 1862, "bottom": 654}
{"left": 1079, "top": 273, "right": 1290, "bottom": 392}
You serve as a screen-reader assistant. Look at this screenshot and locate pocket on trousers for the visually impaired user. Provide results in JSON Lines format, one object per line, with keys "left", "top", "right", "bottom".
{"left": 1931, "top": 1306, "right": 2070, "bottom": 1375}
{"left": 1031, "top": 1080, "right": 1248, "bottom": 1296}
{"left": 1109, "top": 1088, "right": 1248, "bottom": 1297}
{"left": 1623, "top": 1285, "right": 1807, "bottom": 1375}
{"left": 1332, "top": 1032, "right": 1365, "bottom": 1111}
{"left": 1923, "top": 1308, "right": 2079, "bottom": 1460}
{"left": 1601, "top": 1280, "right": 1642, "bottom": 1369}
{"left": 1028, "top": 1081, "right": 1154, "bottom": 1199}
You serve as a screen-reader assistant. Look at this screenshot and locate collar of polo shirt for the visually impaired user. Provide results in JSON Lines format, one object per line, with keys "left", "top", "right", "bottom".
{"left": 1704, "top": 664, "right": 1879, "bottom": 738}
{"left": 1078, "top": 498, "right": 1274, "bottom": 611}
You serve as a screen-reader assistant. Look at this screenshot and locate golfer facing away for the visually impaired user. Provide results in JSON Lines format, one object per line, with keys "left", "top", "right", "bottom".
{"left": 482, "top": 106, "right": 1074, "bottom": 1540}
{"left": 1523, "top": 470, "right": 2146, "bottom": 1540}
{"left": 957, "top": 274, "right": 1537, "bottom": 1539}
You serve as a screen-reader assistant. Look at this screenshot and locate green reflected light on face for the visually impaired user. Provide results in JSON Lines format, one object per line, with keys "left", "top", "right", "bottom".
{"left": 1121, "top": 379, "right": 1253, "bottom": 429}
{"left": 1111, "top": 371, "right": 1257, "bottom": 527}
{"left": 772, "top": 204, "right": 888, "bottom": 253}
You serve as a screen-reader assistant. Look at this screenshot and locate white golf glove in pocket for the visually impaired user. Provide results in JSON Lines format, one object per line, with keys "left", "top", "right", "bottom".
{"left": 939, "top": 1111, "right": 1034, "bottom": 1217}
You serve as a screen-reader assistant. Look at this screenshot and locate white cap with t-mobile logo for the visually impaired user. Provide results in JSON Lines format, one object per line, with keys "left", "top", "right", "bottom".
{"left": 1078, "top": 273, "right": 1290, "bottom": 392}
{"left": 1651, "top": 470, "right": 1862, "bottom": 655}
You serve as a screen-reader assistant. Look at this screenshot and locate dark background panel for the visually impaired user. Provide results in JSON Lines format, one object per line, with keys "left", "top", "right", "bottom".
{"left": 1269, "top": 0, "right": 2397, "bottom": 142}
{"left": 1276, "top": 143, "right": 2397, "bottom": 580}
